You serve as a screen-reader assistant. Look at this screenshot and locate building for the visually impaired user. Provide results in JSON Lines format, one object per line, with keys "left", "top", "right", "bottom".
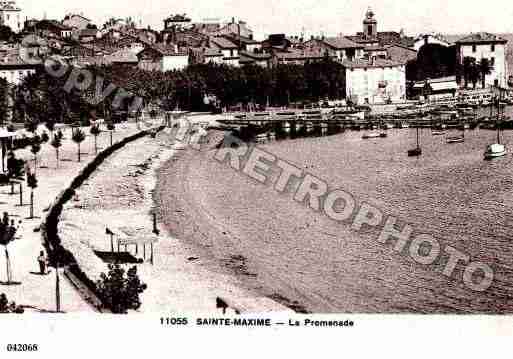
{"left": 210, "top": 36, "right": 239, "bottom": 66}
{"left": 62, "top": 13, "right": 91, "bottom": 30}
{"left": 216, "top": 18, "right": 253, "bottom": 39}
{"left": 385, "top": 43, "right": 417, "bottom": 63}
{"left": 343, "top": 58, "right": 406, "bottom": 105}
{"left": 137, "top": 44, "right": 189, "bottom": 72}
{"left": 239, "top": 50, "right": 271, "bottom": 67}
{"left": 272, "top": 48, "right": 336, "bottom": 66}
{"left": 31, "top": 19, "right": 73, "bottom": 39}
{"left": 0, "top": 54, "right": 38, "bottom": 85}
{"left": 302, "top": 37, "right": 364, "bottom": 62}
{"left": 0, "top": 0, "right": 21, "bottom": 33}
{"left": 455, "top": 32, "right": 508, "bottom": 88}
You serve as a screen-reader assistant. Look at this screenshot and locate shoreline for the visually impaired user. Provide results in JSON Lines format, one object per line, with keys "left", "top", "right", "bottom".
{"left": 60, "top": 125, "right": 290, "bottom": 313}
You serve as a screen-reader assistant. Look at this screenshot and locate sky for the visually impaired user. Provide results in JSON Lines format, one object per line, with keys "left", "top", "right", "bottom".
{"left": 18, "top": 0, "right": 513, "bottom": 40}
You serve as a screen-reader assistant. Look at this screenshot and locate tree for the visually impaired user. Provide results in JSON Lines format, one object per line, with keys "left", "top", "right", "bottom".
{"left": 45, "top": 119, "right": 55, "bottom": 138}
{"left": 106, "top": 122, "right": 115, "bottom": 146}
{"left": 72, "top": 129, "right": 86, "bottom": 162}
{"left": 40, "top": 131, "right": 49, "bottom": 143}
{"left": 96, "top": 264, "right": 147, "bottom": 313}
{"left": 0, "top": 212, "right": 19, "bottom": 285}
{"left": 26, "top": 171, "right": 38, "bottom": 219}
{"left": 90, "top": 124, "right": 101, "bottom": 154}
{"left": 479, "top": 58, "right": 492, "bottom": 89}
{"left": 30, "top": 142, "right": 41, "bottom": 174}
{"left": 50, "top": 135, "right": 62, "bottom": 169}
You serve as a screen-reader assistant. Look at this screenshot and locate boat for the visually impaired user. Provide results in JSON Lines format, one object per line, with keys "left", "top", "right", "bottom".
{"left": 362, "top": 132, "right": 380, "bottom": 139}
{"left": 446, "top": 135, "right": 464, "bottom": 143}
{"left": 432, "top": 130, "right": 445, "bottom": 135}
{"left": 484, "top": 87, "right": 507, "bottom": 160}
{"left": 379, "top": 132, "right": 388, "bottom": 138}
{"left": 484, "top": 143, "right": 506, "bottom": 159}
{"left": 407, "top": 127, "right": 422, "bottom": 157}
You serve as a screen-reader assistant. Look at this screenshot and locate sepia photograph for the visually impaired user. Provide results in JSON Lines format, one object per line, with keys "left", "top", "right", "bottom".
{"left": 0, "top": 0, "right": 512, "bottom": 356}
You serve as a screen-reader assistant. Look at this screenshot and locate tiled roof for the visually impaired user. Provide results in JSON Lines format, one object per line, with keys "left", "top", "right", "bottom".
{"left": 456, "top": 32, "right": 507, "bottom": 44}
{"left": 323, "top": 36, "right": 363, "bottom": 49}
{"left": 342, "top": 58, "right": 405, "bottom": 69}
{"left": 275, "top": 49, "right": 335, "bottom": 60}
{"left": 210, "top": 36, "right": 238, "bottom": 49}
{"left": 146, "top": 44, "right": 188, "bottom": 56}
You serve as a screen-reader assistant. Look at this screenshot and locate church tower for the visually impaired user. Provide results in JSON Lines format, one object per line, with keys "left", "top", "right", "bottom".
{"left": 362, "top": 7, "right": 377, "bottom": 39}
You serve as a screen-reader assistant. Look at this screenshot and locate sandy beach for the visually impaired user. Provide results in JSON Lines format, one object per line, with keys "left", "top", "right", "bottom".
{"left": 60, "top": 122, "right": 290, "bottom": 313}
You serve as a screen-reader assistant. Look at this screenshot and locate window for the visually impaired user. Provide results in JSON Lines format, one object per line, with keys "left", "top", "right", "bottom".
{"left": 491, "top": 44, "right": 495, "bottom": 52}
{"left": 230, "top": 49, "right": 233, "bottom": 57}
{"left": 472, "top": 45, "right": 476, "bottom": 52}
{"left": 367, "top": 25, "right": 373, "bottom": 37}
{"left": 491, "top": 57, "right": 495, "bottom": 67}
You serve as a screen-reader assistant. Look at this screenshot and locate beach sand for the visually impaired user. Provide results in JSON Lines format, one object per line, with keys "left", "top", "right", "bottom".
{"left": 61, "top": 123, "right": 290, "bottom": 313}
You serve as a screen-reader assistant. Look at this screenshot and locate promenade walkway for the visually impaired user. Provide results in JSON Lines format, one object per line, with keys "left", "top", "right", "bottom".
{"left": 0, "top": 122, "right": 151, "bottom": 312}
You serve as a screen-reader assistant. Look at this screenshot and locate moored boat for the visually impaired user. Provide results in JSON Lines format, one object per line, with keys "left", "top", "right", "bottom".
{"left": 484, "top": 143, "right": 506, "bottom": 159}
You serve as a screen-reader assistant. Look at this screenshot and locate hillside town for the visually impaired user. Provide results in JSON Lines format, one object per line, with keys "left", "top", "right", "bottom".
{"left": 0, "top": 2, "right": 512, "bottom": 112}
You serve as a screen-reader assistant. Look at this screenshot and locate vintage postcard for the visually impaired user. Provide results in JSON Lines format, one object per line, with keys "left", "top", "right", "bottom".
{"left": 0, "top": 0, "right": 511, "bottom": 357}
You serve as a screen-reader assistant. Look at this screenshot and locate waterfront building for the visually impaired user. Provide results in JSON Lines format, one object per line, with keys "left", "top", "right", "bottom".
{"left": 343, "top": 58, "right": 406, "bottom": 105}
{"left": 455, "top": 32, "right": 508, "bottom": 88}
{"left": 0, "top": 0, "right": 21, "bottom": 33}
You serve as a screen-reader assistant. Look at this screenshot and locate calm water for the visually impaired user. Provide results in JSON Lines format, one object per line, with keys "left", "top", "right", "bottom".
{"left": 171, "top": 122, "right": 513, "bottom": 313}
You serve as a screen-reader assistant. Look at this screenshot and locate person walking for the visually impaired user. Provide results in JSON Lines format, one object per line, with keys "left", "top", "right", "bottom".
{"left": 37, "top": 250, "right": 47, "bottom": 275}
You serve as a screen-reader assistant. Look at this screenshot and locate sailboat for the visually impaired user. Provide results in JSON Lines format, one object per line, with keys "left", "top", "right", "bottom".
{"left": 484, "top": 88, "right": 507, "bottom": 159}
{"left": 407, "top": 127, "right": 422, "bottom": 156}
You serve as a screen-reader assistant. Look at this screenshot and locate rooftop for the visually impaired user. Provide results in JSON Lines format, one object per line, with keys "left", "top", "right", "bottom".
{"left": 323, "top": 36, "right": 364, "bottom": 49}
{"left": 456, "top": 32, "right": 507, "bottom": 44}
{"left": 342, "top": 58, "right": 405, "bottom": 69}
{"left": 210, "top": 36, "right": 238, "bottom": 49}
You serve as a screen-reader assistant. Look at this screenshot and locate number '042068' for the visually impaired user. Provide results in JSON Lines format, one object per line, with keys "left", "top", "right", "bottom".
{"left": 6, "top": 344, "right": 39, "bottom": 351}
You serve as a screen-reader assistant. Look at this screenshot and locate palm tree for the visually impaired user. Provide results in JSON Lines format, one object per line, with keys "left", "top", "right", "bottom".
{"left": 50, "top": 135, "right": 62, "bottom": 169}
{"left": 107, "top": 122, "right": 115, "bottom": 146}
{"left": 72, "top": 129, "right": 86, "bottom": 162}
{"left": 26, "top": 171, "right": 37, "bottom": 219}
{"left": 479, "top": 58, "right": 492, "bottom": 89}
{"left": 90, "top": 125, "right": 101, "bottom": 154}
{"left": 30, "top": 142, "right": 41, "bottom": 174}
{"left": 462, "top": 57, "right": 474, "bottom": 89}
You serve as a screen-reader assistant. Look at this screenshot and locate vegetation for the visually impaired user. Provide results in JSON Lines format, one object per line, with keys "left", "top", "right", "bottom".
{"left": 72, "top": 129, "right": 86, "bottom": 162}
{"left": 50, "top": 135, "right": 62, "bottom": 168}
{"left": 96, "top": 264, "right": 147, "bottom": 314}
{"left": 30, "top": 142, "right": 41, "bottom": 173}
{"left": 90, "top": 124, "right": 101, "bottom": 154}
{"left": 26, "top": 171, "right": 38, "bottom": 219}
{"left": 15, "top": 59, "right": 347, "bottom": 122}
